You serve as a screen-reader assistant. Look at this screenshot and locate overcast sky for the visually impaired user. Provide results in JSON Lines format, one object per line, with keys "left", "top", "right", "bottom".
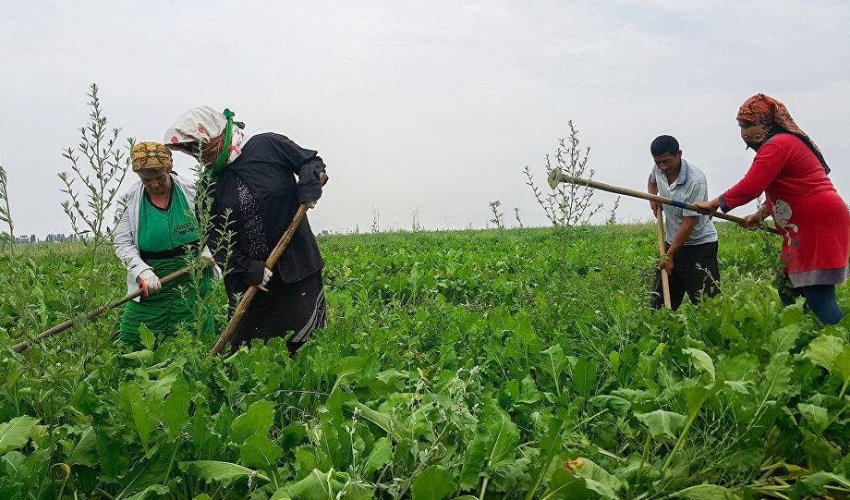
{"left": 1, "top": 0, "right": 848, "bottom": 237}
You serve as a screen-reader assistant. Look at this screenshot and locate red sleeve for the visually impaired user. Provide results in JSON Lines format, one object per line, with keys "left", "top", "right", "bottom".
{"left": 721, "top": 138, "right": 791, "bottom": 211}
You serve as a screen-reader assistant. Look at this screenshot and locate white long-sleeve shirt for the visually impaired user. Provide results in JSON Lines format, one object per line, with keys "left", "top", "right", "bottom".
{"left": 113, "top": 174, "right": 217, "bottom": 300}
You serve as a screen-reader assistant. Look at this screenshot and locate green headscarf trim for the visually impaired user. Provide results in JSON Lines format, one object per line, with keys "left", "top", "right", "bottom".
{"left": 208, "top": 109, "right": 245, "bottom": 177}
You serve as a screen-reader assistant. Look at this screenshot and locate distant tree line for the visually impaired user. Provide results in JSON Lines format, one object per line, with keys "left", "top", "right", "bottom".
{"left": 14, "top": 233, "right": 79, "bottom": 245}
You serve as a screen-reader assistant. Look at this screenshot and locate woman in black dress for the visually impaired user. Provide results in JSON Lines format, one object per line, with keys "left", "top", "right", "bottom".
{"left": 165, "top": 106, "right": 327, "bottom": 355}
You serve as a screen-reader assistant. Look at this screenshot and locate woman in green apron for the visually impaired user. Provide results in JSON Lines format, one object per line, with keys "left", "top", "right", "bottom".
{"left": 113, "top": 142, "right": 215, "bottom": 349}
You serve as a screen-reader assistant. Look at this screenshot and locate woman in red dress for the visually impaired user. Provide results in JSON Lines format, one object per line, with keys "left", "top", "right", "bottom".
{"left": 697, "top": 94, "right": 849, "bottom": 324}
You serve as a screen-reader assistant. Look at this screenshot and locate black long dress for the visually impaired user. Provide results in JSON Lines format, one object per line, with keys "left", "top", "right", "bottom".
{"left": 206, "top": 132, "right": 327, "bottom": 354}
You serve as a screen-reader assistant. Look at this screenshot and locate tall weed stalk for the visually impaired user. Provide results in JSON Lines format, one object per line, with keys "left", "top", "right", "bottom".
{"left": 524, "top": 120, "right": 603, "bottom": 228}
{"left": 58, "top": 83, "right": 132, "bottom": 273}
{"left": 0, "top": 155, "right": 14, "bottom": 252}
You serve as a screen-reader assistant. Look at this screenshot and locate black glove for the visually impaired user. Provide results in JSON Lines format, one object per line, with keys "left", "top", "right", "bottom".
{"left": 297, "top": 160, "right": 324, "bottom": 205}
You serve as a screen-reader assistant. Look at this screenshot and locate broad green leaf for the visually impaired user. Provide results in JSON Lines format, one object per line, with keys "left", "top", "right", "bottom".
{"left": 333, "top": 356, "right": 368, "bottom": 380}
{"left": 146, "top": 365, "right": 182, "bottom": 400}
{"left": 684, "top": 385, "right": 716, "bottom": 419}
{"left": 117, "top": 384, "right": 156, "bottom": 452}
{"left": 126, "top": 484, "right": 169, "bottom": 500}
{"left": 542, "top": 465, "right": 592, "bottom": 499}
{"left": 589, "top": 395, "right": 631, "bottom": 416}
{"left": 139, "top": 323, "right": 156, "bottom": 351}
{"left": 760, "top": 353, "right": 793, "bottom": 399}
{"left": 230, "top": 400, "right": 275, "bottom": 444}
{"left": 571, "top": 359, "right": 597, "bottom": 397}
{"left": 805, "top": 335, "right": 846, "bottom": 371}
{"left": 280, "top": 423, "right": 308, "bottom": 450}
{"left": 526, "top": 418, "right": 566, "bottom": 500}
{"left": 671, "top": 484, "right": 738, "bottom": 499}
{"left": 113, "top": 444, "right": 180, "bottom": 496}
{"left": 348, "top": 402, "right": 411, "bottom": 442}
{"left": 790, "top": 471, "right": 850, "bottom": 498}
{"left": 459, "top": 401, "right": 519, "bottom": 489}
{"left": 837, "top": 454, "right": 850, "bottom": 477}
{"left": 611, "top": 388, "right": 654, "bottom": 404}
{"left": 69, "top": 426, "right": 98, "bottom": 467}
{"left": 563, "top": 457, "right": 622, "bottom": 499}
{"left": 314, "top": 413, "right": 347, "bottom": 469}
{"left": 723, "top": 380, "right": 751, "bottom": 395}
{"left": 120, "top": 349, "right": 154, "bottom": 362}
{"left": 293, "top": 446, "right": 318, "bottom": 479}
{"left": 635, "top": 410, "right": 686, "bottom": 440}
{"left": 95, "top": 427, "right": 131, "bottom": 480}
{"left": 276, "top": 468, "right": 343, "bottom": 500}
{"left": 362, "top": 437, "right": 392, "bottom": 476}
{"left": 515, "top": 375, "right": 544, "bottom": 404}
{"left": 541, "top": 345, "right": 568, "bottom": 389}
{"left": 797, "top": 403, "right": 829, "bottom": 434}
{"left": 683, "top": 348, "right": 715, "bottom": 381}
{"left": 716, "top": 353, "right": 758, "bottom": 381}
{"left": 832, "top": 345, "right": 850, "bottom": 387}
{"left": 801, "top": 429, "right": 840, "bottom": 471}
{"left": 780, "top": 304, "right": 805, "bottom": 326}
{"left": 240, "top": 433, "right": 283, "bottom": 470}
{"left": 412, "top": 465, "right": 455, "bottom": 500}
{"left": 160, "top": 377, "right": 190, "bottom": 436}
{"left": 0, "top": 416, "right": 39, "bottom": 454}
{"left": 767, "top": 324, "right": 800, "bottom": 353}
{"left": 325, "top": 388, "right": 353, "bottom": 423}
{"left": 179, "top": 460, "right": 269, "bottom": 485}
{"left": 513, "top": 313, "right": 540, "bottom": 346}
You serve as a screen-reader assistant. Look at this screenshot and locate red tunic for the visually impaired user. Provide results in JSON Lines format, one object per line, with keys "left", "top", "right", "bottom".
{"left": 721, "top": 134, "right": 850, "bottom": 287}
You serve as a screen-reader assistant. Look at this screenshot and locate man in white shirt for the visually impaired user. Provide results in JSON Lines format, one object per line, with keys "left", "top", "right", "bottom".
{"left": 648, "top": 135, "right": 720, "bottom": 310}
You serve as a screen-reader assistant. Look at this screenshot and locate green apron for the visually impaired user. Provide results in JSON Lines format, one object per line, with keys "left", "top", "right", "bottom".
{"left": 119, "top": 186, "right": 214, "bottom": 345}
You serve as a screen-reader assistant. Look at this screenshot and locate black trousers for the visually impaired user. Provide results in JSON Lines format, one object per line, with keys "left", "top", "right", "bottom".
{"left": 651, "top": 241, "right": 720, "bottom": 310}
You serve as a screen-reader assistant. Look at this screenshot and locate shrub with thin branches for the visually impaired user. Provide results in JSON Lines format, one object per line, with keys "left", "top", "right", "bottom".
{"left": 525, "top": 120, "right": 603, "bottom": 227}
{"left": 58, "top": 83, "right": 132, "bottom": 259}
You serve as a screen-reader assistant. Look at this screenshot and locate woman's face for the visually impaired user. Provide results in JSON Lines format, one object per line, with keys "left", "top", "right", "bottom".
{"left": 170, "top": 136, "right": 224, "bottom": 167}
{"left": 738, "top": 118, "right": 755, "bottom": 137}
{"left": 738, "top": 119, "right": 769, "bottom": 148}
{"left": 138, "top": 168, "right": 171, "bottom": 196}
{"left": 201, "top": 135, "right": 225, "bottom": 166}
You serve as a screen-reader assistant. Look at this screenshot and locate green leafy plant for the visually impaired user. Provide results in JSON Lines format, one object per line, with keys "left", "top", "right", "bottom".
{"left": 58, "top": 83, "right": 132, "bottom": 259}
{"left": 1, "top": 221, "right": 849, "bottom": 498}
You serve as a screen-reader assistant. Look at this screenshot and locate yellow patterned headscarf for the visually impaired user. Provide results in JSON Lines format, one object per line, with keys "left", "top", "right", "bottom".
{"left": 131, "top": 142, "right": 173, "bottom": 173}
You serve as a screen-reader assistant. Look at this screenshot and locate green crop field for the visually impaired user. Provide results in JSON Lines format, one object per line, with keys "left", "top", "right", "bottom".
{"left": 2, "top": 223, "right": 850, "bottom": 499}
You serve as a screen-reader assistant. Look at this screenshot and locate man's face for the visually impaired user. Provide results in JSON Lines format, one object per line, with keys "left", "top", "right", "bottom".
{"left": 139, "top": 169, "right": 171, "bottom": 196}
{"left": 652, "top": 150, "right": 682, "bottom": 176}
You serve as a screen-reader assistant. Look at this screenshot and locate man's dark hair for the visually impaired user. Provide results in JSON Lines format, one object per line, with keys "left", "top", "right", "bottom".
{"left": 650, "top": 135, "right": 679, "bottom": 156}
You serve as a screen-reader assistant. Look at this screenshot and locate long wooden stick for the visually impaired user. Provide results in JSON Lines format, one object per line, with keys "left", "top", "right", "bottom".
{"left": 210, "top": 173, "right": 328, "bottom": 356}
{"left": 655, "top": 207, "right": 672, "bottom": 309}
{"left": 547, "top": 172, "right": 780, "bottom": 235}
{"left": 11, "top": 266, "right": 194, "bottom": 353}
